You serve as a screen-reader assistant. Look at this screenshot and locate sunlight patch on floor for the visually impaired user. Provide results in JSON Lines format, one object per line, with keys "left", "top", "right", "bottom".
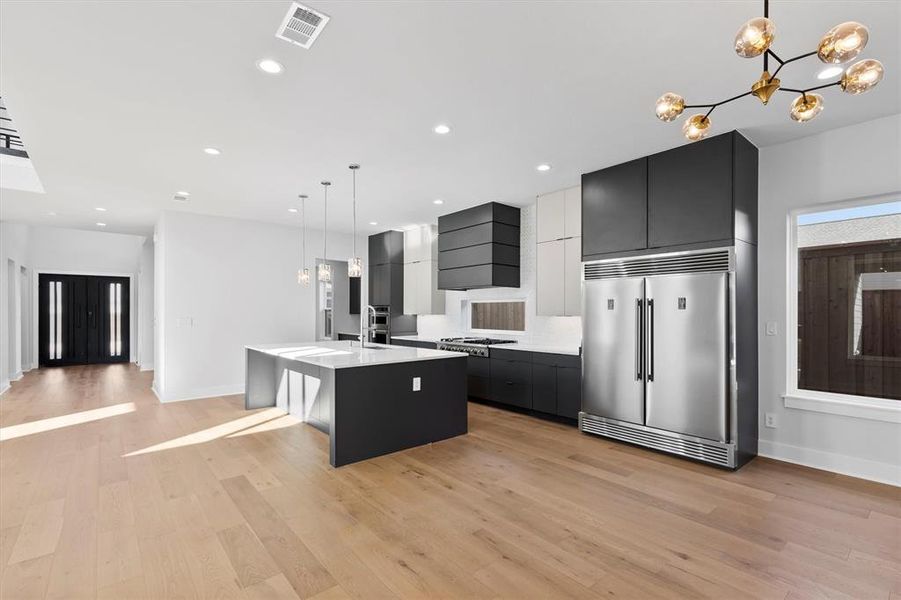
{"left": 122, "top": 407, "right": 286, "bottom": 457}
{"left": 0, "top": 402, "right": 136, "bottom": 442}
{"left": 227, "top": 414, "right": 301, "bottom": 438}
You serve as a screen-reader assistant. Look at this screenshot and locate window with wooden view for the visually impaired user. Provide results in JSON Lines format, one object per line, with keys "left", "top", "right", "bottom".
{"left": 797, "top": 202, "right": 900, "bottom": 400}
{"left": 471, "top": 301, "right": 525, "bottom": 332}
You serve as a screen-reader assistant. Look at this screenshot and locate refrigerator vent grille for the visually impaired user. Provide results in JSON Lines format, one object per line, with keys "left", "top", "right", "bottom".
{"left": 579, "top": 415, "right": 734, "bottom": 467}
{"left": 584, "top": 249, "right": 731, "bottom": 280}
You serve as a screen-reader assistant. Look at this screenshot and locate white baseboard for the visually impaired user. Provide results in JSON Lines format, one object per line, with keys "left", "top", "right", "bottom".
{"left": 155, "top": 383, "right": 244, "bottom": 403}
{"left": 758, "top": 439, "right": 900, "bottom": 487}
{"left": 0, "top": 380, "right": 9, "bottom": 396}
{"left": 139, "top": 363, "right": 154, "bottom": 372}
{"left": 10, "top": 371, "right": 23, "bottom": 382}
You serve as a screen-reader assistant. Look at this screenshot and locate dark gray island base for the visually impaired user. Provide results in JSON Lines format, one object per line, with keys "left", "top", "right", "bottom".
{"left": 245, "top": 342, "right": 468, "bottom": 467}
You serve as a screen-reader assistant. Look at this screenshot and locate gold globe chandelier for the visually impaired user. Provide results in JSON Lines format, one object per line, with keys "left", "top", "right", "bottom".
{"left": 655, "top": 0, "right": 885, "bottom": 141}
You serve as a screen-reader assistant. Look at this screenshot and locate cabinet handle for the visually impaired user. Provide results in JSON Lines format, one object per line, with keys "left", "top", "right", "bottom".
{"left": 648, "top": 299, "right": 655, "bottom": 382}
{"left": 505, "top": 380, "right": 514, "bottom": 385}
{"left": 636, "top": 299, "right": 643, "bottom": 380}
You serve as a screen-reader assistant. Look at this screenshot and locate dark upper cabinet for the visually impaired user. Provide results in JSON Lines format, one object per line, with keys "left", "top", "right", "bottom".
{"left": 368, "top": 231, "right": 404, "bottom": 266}
{"left": 648, "top": 132, "right": 733, "bottom": 248}
{"left": 581, "top": 131, "right": 758, "bottom": 259}
{"left": 581, "top": 157, "right": 648, "bottom": 258}
{"left": 369, "top": 263, "right": 403, "bottom": 307}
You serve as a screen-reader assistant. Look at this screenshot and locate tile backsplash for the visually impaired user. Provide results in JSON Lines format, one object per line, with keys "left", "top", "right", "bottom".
{"left": 417, "top": 203, "right": 582, "bottom": 346}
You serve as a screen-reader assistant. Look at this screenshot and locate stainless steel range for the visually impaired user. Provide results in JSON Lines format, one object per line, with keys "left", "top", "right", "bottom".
{"left": 436, "top": 337, "right": 516, "bottom": 357}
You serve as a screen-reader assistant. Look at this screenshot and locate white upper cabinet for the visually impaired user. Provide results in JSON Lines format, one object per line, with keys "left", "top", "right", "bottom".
{"left": 564, "top": 185, "right": 581, "bottom": 238}
{"left": 535, "top": 185, "right": 582, "bottom": 317}
{"left": 536, "top": 190, "right": 565, "bottom": 243}
{"left": 403, "top": 225, "right": 443, "bottom": 315}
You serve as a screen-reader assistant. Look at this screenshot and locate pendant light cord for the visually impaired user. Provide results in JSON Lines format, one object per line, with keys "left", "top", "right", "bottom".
{"left": 352, "top": 169, "right": 357, "bottom": 255}
{"left": 301, "top": 196, "right": 306, "bottom": 267}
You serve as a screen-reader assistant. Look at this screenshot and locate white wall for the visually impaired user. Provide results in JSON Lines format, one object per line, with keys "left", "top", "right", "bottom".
{"left": 0, "top": 222, "right": 146, "bottom": 391}
{"left": 137, "top": 238, "right": 154, "bottom": 370}
{"left": 153, "top": 210, "right": 364, "bottom": 402}
{"left": 418, "top": 203, "right": 582, "bottom": 346}
{"left": 0, "top": 222, "right": 30, "bottom": 392}
{"left": 757, "top": 113, "right": 901, "bottom": 484}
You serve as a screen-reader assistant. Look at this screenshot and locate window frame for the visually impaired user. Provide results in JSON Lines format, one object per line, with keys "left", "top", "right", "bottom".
{"left": 784, "top": 192, "right": 901, "bottom": 424}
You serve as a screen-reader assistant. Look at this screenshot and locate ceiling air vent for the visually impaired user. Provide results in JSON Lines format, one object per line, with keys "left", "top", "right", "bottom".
{"left": 173, "top": 193, "right": 189, "bottom": 203}
{"left": 276, "top": 2, "right": 330, "bottom": 49}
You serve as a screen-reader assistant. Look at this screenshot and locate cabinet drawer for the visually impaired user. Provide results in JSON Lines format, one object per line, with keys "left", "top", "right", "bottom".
{"left": 532, "top": 352, "right": 581, "bottom": 368}
{"left": 490, "top": 380, "right": 532, "bottom": 409}
{"left": 490, "top": 348, "right": 531, "bottom": 362}
{"left": 490, "top": 358, "right": 531, "bottom": 385}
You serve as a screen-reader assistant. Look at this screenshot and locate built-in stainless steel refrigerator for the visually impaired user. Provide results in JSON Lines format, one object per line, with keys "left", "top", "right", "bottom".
{"left": 579, "top": 247, "right": 757, "bottom": 468}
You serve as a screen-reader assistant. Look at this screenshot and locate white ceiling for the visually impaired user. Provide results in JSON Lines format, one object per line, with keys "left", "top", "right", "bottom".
{"left": 0, "top": 1, "right": 898, "bottom": 236}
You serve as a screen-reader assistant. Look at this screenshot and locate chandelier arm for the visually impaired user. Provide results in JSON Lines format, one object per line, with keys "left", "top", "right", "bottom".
{"left": 779, "top": 81, "right": 841, "bottom": 95}
{"left": 684, "top": 89, "right": 755, "bottom": 112}
{"left": 767, "top": 50, "right": 818, "bottom": 82}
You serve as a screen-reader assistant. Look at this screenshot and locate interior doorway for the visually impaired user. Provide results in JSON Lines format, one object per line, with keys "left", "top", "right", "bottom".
{"left": 6, "top": 259, "right": 15, "bottom": 376}
{"left": 19, "top": 266, "right": 29, "bottom": 371}
{"left": 38, "top": 274, "right": 130, "bottom": 366}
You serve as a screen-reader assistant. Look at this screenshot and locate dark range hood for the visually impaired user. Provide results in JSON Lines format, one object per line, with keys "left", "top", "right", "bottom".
{"left": 437, "top": 202, "right": 521, "bottom": 290}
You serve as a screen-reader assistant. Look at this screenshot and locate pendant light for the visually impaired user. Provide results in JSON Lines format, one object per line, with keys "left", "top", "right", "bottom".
{"left": 297, "top": 194, "right": 310, "bottom": 285}
{"left": 347, "top": 164, "right": 363, "bottom": 278}
{"left": 654, "top": 0, "right": 885, "bottom": 140}
{"left": 318, "top": 181, "right": 332, "bottom": 283}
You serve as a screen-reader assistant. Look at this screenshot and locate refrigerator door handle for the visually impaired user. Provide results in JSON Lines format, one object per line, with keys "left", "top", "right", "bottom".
{"left": 647, "top": 298, "right": 655, "bottom": 382}
{"left": 635, "top": 299, "right": 643, "bottom": 380}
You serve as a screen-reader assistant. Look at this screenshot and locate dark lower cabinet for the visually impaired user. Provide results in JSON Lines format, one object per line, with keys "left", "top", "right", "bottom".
{"left": 555, "top": 366, "right": 582, "bottom": 419}
{"left": 490, "top": 358, "right": 532, "bottom": 409}
{"left": 532, "top": 363, "right": 557, "bottom": 414}
{"left": 467, "top": 355, "right": 491, "bottom": 400}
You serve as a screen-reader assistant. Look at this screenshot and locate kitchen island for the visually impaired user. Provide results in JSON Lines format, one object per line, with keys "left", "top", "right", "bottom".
{"left": 245, "top": 341, "right": 467, "bottom": 467}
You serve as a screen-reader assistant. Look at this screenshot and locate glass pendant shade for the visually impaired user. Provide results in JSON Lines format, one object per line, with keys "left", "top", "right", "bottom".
{"left": 817, "top": 22, "right": 868, "bottom": 64}
{"left": 840, "top": 59, "right": 884, "bottom": 94}
{"left": 734, "top": 17, "right": 775, "bottom": 58}
{"left": 789, "top": 93, "right": 824, "bottom": 123}
{"left": 348, "top": 257, "right": 363, "bottom": 278}
{"left": 682, "top": 114, "right": 710, "bottom": 142}
{"left": 318, "top": 262, "right": 331, "bottom": 283}
{"left": 298, "top": 268, "right": 310, "bottom": 285}
{"left": 655, "top": 92, "right": 685, "bottom": 122}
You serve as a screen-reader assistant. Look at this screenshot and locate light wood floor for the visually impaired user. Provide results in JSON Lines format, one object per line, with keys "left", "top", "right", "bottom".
{"left": 0, "top": 365, "right": 898, "bottom": 599}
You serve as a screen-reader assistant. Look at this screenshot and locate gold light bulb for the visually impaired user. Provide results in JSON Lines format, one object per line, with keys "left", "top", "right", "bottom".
{"left": 734, "top": 17, "right": 775, "bottom": 58}
{"left": 789, "top": 94, "right": 824, "bottom": 123}
{"left": 682, "top": 114, "right": 711, "bottom": 142}
{"left": 655, "top": 92, "right": 685, "bottom": 122}
{"left": 818, "top": 22, "right": 869, "bottom": 64}
{"left": 840, "top": 59, "right": 884, "bottom": 94}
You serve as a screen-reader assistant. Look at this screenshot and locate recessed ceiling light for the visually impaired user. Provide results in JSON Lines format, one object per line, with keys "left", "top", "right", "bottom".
{"left": 369, "top": 221, "right": 378, "bottom": 226}
{"left": 288, "top": 208, "right": 298, "bottom": 213}
{"left": 433, "top": 124, "right": 451, "bottom": 135}
{"left": 96, "top": 222, "right": 107, "bottom": 227}
{"left": 48, "top": 211, "right": 57, "bottom": 216}
{"left": 536, "top": 164, "right": 552, "bottom": 172}
{"left": 95, "top": 207, "right": 107, "bottom": 212}
{"left": 817, "top": 65, "right": 844, "bottom": 80}
{"left": 433, "top": 199, "right": 444, "bottom": 205}
{"left": 176, "top": 190, "right": 190, "bottom": 197}
{"left": 256, "top": 59, "right": 284, "bottom": 74}
{"left": 203, "top": 147, "right": 221, "bottom": 155}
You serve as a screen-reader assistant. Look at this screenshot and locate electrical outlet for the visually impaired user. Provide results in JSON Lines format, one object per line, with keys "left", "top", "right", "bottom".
{"left": 765, "top": 321, "right": 778, "bottom": 336}
{"left": 412, "top": 377, "right": 421, "bottom": 392}
{"left": 764, "top": 412, "right": 778, "bottom": 428}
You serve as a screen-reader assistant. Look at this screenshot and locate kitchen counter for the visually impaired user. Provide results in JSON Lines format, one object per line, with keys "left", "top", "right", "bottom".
{"left": 245, "top": 341, "right": 468, "bottom": 467}
{"left": 247, "top": 340, "right": 465, "bottom": 369}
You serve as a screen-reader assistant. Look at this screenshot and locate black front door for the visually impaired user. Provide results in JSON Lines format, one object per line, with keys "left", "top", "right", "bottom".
{"left": 38, "top": 274, "right": 130, "bottom": 366}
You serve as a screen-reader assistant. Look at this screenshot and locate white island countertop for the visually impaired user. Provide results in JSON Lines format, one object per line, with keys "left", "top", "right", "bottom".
{"left": 246, "top": 340, "right": 466, "bottom": 370}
